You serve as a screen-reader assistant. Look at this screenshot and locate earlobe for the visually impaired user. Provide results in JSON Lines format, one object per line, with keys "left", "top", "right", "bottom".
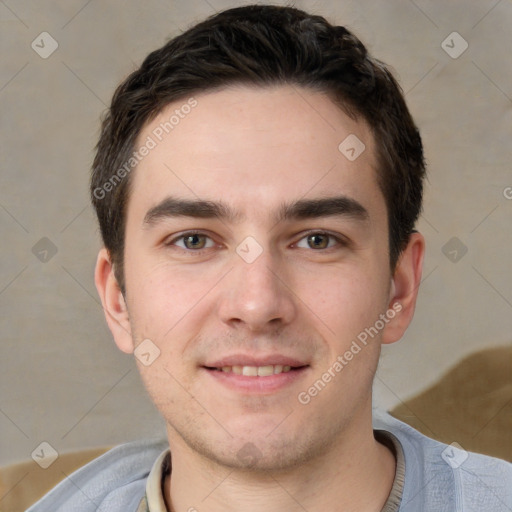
{"left": 94, "top": 248, "right": 134, "bottom": 354}
{"left": 382, "top": 232, "right": 425, "bottom": 345}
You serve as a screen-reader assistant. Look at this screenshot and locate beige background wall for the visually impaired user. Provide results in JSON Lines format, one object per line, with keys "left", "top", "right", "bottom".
{"left": 1, "top": 0, "right": 511, "bottom": 466}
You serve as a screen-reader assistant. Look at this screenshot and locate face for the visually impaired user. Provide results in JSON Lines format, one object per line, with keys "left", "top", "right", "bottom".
{"left": 98, "top": 85, "right": 417, "bottom": 471}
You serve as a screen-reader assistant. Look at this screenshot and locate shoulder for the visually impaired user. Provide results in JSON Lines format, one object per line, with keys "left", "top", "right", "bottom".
{"left": 26, "top": 438, "right": 168, "bottom": 512}
{"left": 373, "top": 409, "right": 512, "bottom": 511}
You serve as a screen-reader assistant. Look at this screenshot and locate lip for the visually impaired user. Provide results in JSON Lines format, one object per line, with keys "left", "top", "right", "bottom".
{"left": 201, "top": 354, "right": 310, "bottom": 394}
{"left": 204, "top": 354, "right": 308, "bottom": 368}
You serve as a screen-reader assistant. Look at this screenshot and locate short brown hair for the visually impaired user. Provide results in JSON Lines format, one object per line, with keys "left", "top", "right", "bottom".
{"left": 91, "top": 4, "right": 425, "bottom": 294}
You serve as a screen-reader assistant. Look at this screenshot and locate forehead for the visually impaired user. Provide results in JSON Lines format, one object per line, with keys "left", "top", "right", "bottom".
{"left": 128, "top": 85, "right": 383, "bottom": 222}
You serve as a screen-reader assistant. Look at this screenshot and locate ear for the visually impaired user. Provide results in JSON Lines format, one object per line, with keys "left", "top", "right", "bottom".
{"left": 94, "top": 248, "right": 134, "bottom": 354}
{"left": 381, "top": 232, "right": 425, "bottom": 345}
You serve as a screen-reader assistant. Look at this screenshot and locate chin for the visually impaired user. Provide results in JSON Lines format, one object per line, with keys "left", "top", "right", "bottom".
{"left": 180, "top": 420, "right": 332, "bottom": 473}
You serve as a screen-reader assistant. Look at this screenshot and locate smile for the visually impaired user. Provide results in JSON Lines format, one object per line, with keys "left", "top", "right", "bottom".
{"left": 202, "top": 363, "right": 309, "bottom": 394}
{"left": 214, "top": 365, "right": 293, "bottom": 376}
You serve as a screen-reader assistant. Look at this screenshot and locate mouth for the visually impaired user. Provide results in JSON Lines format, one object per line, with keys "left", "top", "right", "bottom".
{"left": 201, "top": 356, "right": 310, "bottom": 393}
{"left": 204, "top": 364, "right": 302, "bottom": 376}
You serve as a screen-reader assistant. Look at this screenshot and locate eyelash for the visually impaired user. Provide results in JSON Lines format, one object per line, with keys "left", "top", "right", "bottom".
{"left": 165, "top": 230, "right": 348, "bottom": 252}
{"left": 165, "top": 231, "right": 216, "bottom": 251}
{"left": 294, "top": 230, "right": 348, "bottom": 250}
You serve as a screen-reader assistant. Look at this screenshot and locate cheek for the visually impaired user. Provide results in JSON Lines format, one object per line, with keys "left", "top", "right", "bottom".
{"left": 124, "top": 255, "right": 219, "bottom": 353}
{"left": 297, "top": 264, "right": 388, "bottom": 343}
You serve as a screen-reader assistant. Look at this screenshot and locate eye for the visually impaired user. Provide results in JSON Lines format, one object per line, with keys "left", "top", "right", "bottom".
{"left": 295, "top": 232, "right": 342, "bottom": 250}
{"left": 170, "top": 232, "right": 215, "bottom": 250}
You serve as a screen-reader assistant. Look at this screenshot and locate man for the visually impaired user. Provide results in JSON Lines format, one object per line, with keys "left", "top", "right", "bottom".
{"left": 28, "top": 4, "right": 512, "bottom": 511}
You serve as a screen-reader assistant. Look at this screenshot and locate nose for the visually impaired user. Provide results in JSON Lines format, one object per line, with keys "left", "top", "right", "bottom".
{"left": 217, "top": 246, "right": 296, "bottom": 332}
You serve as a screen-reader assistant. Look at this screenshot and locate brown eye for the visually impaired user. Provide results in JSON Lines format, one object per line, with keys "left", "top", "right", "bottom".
{"left": 183, "top": 234, "right": 208, "bottom": 249}
{"left": 307, "top": 233, "right": 330, "bottom": 249}
{"left": 169, "top": 233, "right": 214, "bottom": 250}
{"left": 295, "top": 232, "right": 343, "bottom": 250}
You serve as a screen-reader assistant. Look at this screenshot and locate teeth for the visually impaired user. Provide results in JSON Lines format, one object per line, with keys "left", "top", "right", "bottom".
{"left": 257, "top": 365, "right": 274, "bottom": 377}
{"left": 217, "top": 364, "right": 295, "bottom": 376}
{"left": 243, "top": 366, "right": 258, "bottom": 376}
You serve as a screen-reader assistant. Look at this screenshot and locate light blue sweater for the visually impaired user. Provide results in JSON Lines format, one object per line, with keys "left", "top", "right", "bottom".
{"left": 27, "top": 411, "right": 512, "bottom": 511}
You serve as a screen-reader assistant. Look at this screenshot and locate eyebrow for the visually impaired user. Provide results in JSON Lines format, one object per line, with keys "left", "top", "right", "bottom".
{"left": 143, "top": 197, "right": 240, "bottom": 226}
{"left": 277, "top": 196, "right": 369, "bottom": 223}
{"left": 142, "top": 195, "right": 369, "bottom": 227}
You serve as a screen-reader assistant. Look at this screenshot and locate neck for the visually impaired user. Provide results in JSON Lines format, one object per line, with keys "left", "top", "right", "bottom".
{"left": 163, "top": 405, "right": 396, "bottom": 512}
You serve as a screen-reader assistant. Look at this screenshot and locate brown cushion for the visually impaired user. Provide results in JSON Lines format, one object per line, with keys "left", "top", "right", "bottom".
{"left": 0, "top": 446, "right": 110, "bottom": 512}
{"left": 390, "top": 346, "right": 512, "bottom": 462}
